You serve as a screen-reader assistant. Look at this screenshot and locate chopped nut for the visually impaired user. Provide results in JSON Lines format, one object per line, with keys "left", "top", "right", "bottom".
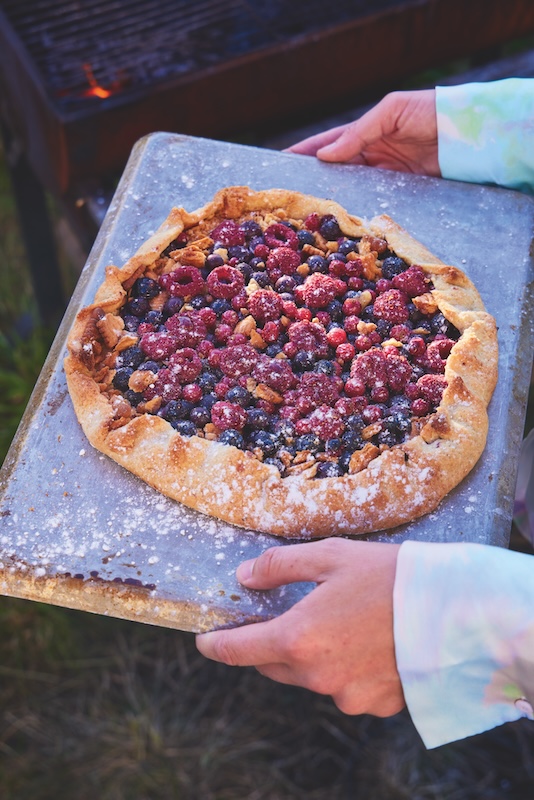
{"left": 359, "top": 290, "right": 374, "bottom": 309}
{"left": 349, "top": 443, "right": 380, "bottom": 473}
{"left": 413, "top": 292, "right": 438, "bottom": 315}
{"left": 249, "top": 329, "right": 267, "bottom": 349}
{"left": 362, "top": 422, "right": 382, "bottom": 440}
{"left": 137, "top": 396, "right": 162, "bottom": 414}
{"left": 235, "top": 315, "right": 257, "bottom": 336}
{"left": 357, "top": 320, "right": 377, "bottom": 334}
{"left": 254, "top": 383, "right": 283, "bottom": 404}
{"left": 128, "top": 369, "right": 157, "bottom": 392}
{"left": 114, "top": 333, "right": 139, "bottom": 352}
{"left": 96, "top": 312, "right": 124, "bottom": 349}
{"left": 172, "top": 245, "right": 206, "bottom": 268}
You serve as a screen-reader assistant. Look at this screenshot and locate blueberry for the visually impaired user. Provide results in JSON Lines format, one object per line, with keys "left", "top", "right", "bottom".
{"left": 338, "top": 450, "right": 353, "bottom": 472}
{"left": 381, "top": 256, "right": 408, "bottom": 279}
{"left": 122, "top": 315, "right": 140, "bottom": 332}
{"left": 145, "top": 310, "right": 163, "bottom": 327}
{"left": 319, "top": 216, "right": 341, "bottom": 240}
{"left": 190, "top": 296, "right": 207, "bottom": 309}
{"left": 161, "top": 400, "right": 193, "bottom": 421}
{"left": 246, "top": 408, "right": 271, "bottom": 430}
{"left": 275, "top": 276, "right": 296, "bottom": 293}
{"left": 314, "top": 359, "right": 336, "bottom": 376}
{"left": 123, "top": 389, "right": 143, "bottom": 406}
{"left": 112, "top": 367, "right": 133, "bottom": 391}
{"left": 346, "top": 414, "right": 365, "bottom": 431}
{"left": 211, "top": 299, "right": 231, "bottom": 316}
{"left": 325, "top": 437, "right": 343, "bottom": 456}
{"left": 297, "top": 229, "right": 315, "bottom": 246}
{"left": 249, "top": 257, "right": 266, "bottom": 271}
{"left": 293, "top": 350, "right": 316, "bottom": 371}
{"left": 316, "top": 461, "right": 343, "bottom": 478}
{"left": 430, "top": 312, "right": 451, "bottom": 336}
{"left": 251, "top": 272, "right": 271, "bottom": 287}
{"left": 240, "top": 220, "right": 263, "bottom": 239}
{"left": 295, "top": 434, "right": 323, "bottom": 454}
{"left": 139, "top": 360, "right": 160, "bottom": 373}
{"left": 265, "top": 343, "right": 283, "bottom": 357}
{"left": 264, "top": 457, "right": 285, "bottom": 474}
{"left": 307, "top": 255, "right": 328, "bottom": 274}
{"left": 127, "top": 297, "right": 149, "bottom": 317}
{"left": 327, "top": 251, "right": 346, "bottom": 263}
{"left": 206, "top": 253, "right": 225, "bottom": 270}
{"left": 228, "top": 245, "right": 252, "bottom": 262}
{"left": 189, "top": 406, "right": 211, "bottom": 427}
{"left": 118, "top": 346, "right": 145, "bottom": 370}
{"left": 271, "top": 419, "right": 296, "bottom": 444}
{"left": 341, "top": 430, "right": 363, "bottom": 452}
{"left": 219, "top": 429, "right": 245, "bottom": 449}
{"left": 163, "top": 297, "right": 184, "bottom": 317}
{"left": 377, "top": 429, "right": 397, "bottom": 447}
{"left": 326, "top": 300, "right": 343, "bottom": 321}
{"left": 375, "top": 319, "right": 392, "bottom": 338}
{"left": 198, "top": 372, "right": 217, "bottom": 392}
{"left": 250, "top": 430, "right": 277, "bottom": 457}
{"left": 171, "top": 420, "right": 197, "bottom": 436}
{"left": 134, "top": 277, "right": 159, "bottom": 299}
{"left": 199, "top": 392, "right": 218, "bottom": 410}
{"left": 226, "top": 386, "right": 252, "bottom": 407}
{"left": 338, "top": 239, "right": 359, "bottom": 255}
{"left": 236, "top": 262, "right": 253, "bottom": 280}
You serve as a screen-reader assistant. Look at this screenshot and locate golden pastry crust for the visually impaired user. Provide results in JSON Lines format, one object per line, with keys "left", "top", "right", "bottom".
{"left": 65, "top": 187, "right": 498, "bottom": 538}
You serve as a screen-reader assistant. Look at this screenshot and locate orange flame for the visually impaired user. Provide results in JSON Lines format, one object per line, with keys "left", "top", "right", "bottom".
{"left": 82, "top": 63, "right": 111, "bottom": 99}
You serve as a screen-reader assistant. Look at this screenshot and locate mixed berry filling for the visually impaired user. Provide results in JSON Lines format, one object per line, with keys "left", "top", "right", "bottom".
{"left": 100, "top": 210, "right": 459, "bottom": 480}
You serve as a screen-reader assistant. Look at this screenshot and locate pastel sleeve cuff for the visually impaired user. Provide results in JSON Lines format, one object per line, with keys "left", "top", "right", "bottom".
{"left": 393, "top": 541, "right": 534, "bottom": 749}
{"left": 436, "top": 78, "right": 534, "bottom": 194}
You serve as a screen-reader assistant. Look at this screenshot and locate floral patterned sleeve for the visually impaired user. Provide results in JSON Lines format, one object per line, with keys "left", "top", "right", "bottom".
{"left": 436, "top": 78, "right": 534, "bottom": 194}
{"left": 393, "top": 541, "right": 534, "bottom": 749}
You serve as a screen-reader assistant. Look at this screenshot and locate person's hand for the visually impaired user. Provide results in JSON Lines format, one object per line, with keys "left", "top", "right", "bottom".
{"left": 196, "top": 539, "right": 404, "bottom": 717}
{"left": 286, "top": 89, "right": 440, "bottom": 176}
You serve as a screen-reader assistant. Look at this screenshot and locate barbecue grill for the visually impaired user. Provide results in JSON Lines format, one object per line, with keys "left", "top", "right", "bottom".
{"left": 1, "top": 0, "right": 534, "bottom": 323}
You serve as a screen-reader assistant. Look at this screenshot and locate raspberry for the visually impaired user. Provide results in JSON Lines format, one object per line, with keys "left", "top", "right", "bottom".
{"left": 264, "top": 223, "right": 299, "bottom": 251}
{"left": 210, "top": 220, "right": 245, "bottom": 247}
{"left": 362, "top": 405, "right": 384, "bottom": 424}
{"left": 306, "top": 405, "right": 345, "bottom": 440}
{"left": 148, "top": 369, "right": 180, "bottom": 402}
{"left": 288, "top": 321, "right": 329, "bottom": 357}
{"left": 254, "top": 243, "right": 270, "bottom": 261}
{"left": 373, "top": 289, "right": 410, "bottom": 323}
{"left": 253, "top": 358, "right": 296, "bottom": 393}
{"left": 417, "top": 374, "right": 447, "bottom": 406}
{"left": 266, "top": 247, "right": 301, "bottom": 274}
{"left": 328, "top": 259, "right": 346, "bottom": 278}
{"left": 182, "top": 383, "right": 203, "bottom": 403}
{"left": 385, "top": 352, "right": 412, "bottom": 392}
{"left": 344, "top": 315, "right": 360, "bottom": 334}
{"left": 207, "top": 266, "right": 245, "bottom": 299}
{"left": 336, "top": 342, "right": 355, "bottom": 362}
{"left": 211, "top": 401, "right": 247, "bottom": 431}
{"left": 304, "top": 213, "right": 320, "bottom": 231}
{"left": 261, "top": 321, "right": 281, "bottom": 342}
{"left": 140, "top": 331, "right": 179, "bottom": 361}
{"left": 344, "top": 258, "right": 364, "bottom": 278}
{"left": 351, "top": 350, "right": 387, "bottom": 388}
{"left": 344, "top": 377, "right": 366, "bottom": 397}
{"left": 412, "top": 397, "right": 431, "bottom": 416}
{"left": 168, "top": 348, "right": 202, "bottom": 384}
{"left": 164, "top": 266, "right": 206, "bottom": 298}
{"left": 297, "top": 372, "right": 340, "bottom": 408}
{"left": 302, "top": 273, "right": 340, "bottom": 308}
{"left": 198, "top": 307, "right": 217, "bottom": 329}
{"left": 390, "top": 324, "right": 412, "bottom": 342}
{"left": 342, "top": 297, "right": 362, "bottom": 316}
{"left": 354, "top": 334, "right": 373, "bottom": 351}
{"left": 327, "top": 327, "right": 347, "bottom": 347}
{"left": 218, "top": 344, "right": 260, "bottom": 377}
{"left": 166, "top": 312, "right": 208, "bottom": 348}
{"left": 248, "top": 289, "right": 284, "bottom": 323}
{"left": 214, "top": 323, "right": 233, "bottom": 344}
{"left": 392, "top": 266, "right": 428, "bottom": 297}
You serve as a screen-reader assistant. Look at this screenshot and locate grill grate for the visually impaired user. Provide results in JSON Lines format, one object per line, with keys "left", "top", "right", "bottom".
{"left": 1, "top": 0, "right": 404, "bottom": 111}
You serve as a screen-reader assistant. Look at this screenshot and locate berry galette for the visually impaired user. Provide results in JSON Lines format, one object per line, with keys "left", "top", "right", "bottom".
{"left": 65, "top": 187, "right": 498, "bottom": 538}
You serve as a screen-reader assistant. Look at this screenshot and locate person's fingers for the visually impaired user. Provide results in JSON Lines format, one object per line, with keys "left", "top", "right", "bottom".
{"left": 236, "top": 539, "right": 348, "bottom": 590}
{"left": 284, "top": 124, "right": 349, "bottom": 155}
{"left": 315, "top": 102, "right": 391, "bottom": 162}
{"left": 196, "top": 619, "right": 283, "bottom": 667}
